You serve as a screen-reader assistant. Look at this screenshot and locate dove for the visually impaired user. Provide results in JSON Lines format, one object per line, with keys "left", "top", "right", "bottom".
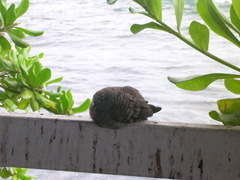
{"left": 89, "top": 86, "right": 161, "bottom": 129}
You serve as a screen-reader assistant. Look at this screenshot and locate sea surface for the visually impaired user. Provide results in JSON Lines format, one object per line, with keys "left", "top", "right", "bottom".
{"left": 8, "top": 0, "right": 238, "bottom": 179}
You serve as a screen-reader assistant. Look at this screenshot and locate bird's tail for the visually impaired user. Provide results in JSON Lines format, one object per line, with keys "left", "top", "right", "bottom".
{"left": 149, "top": 104, "right": 162, "bottom": 113}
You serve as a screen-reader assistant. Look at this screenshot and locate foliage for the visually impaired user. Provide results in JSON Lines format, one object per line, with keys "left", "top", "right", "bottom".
{"left": 108, "top": 0, "right": 240, "bottom": 125}
{"left": 0, "top": 0, "right": 91, "bottom": 115}
{"left": 0, "top": 0, "right": 91, "bottom": 179}
{"left": 0, "top": 0, "right": 43, "bottom": 50}
{"left": 0, "top": 167, "right": 36, "bottom": 180}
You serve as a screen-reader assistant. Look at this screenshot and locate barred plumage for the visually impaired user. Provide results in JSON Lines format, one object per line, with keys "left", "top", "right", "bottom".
{"left": 89, "top": 86, "right": 161, "bottom": 129}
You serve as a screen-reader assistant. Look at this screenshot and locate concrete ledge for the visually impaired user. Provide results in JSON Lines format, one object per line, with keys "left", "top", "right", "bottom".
{"left": 0, "top": 112, "right": 240, "bottom": 180}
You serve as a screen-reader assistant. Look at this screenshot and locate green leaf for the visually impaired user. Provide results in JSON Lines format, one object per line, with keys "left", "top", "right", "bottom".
{"left": 0, "top": 35, "right": 11, "bottom": 51}
{"left": 209, "top": 110, "right": 222, "bottom": 122}
{"left": 12, "top": 174, "right": 18, "bottom": 180}
{"left": 0, "top": 12, "right": 4, "bottom": 27}
{"left": 130, "top": 22, "right": 166, "bottom": 34}
{"left": 129, "top": 7, "right": 154, "bottom": 19}
{"left": 168, "top": 73, "right": 240, "bottom": 91}
{"left": 189, "top": 21, "right": 209, "bottom": 51}
{"left": 58, "top": 89, "right": 74, "bottom": 114}
{"left": 35, "top": 68, "right": 51, "bottom": 85}
{"left": 34, "top": 91, "right": 51, "bottom": 108}
{"left": 30, "top": 94, "right": 40, "bottom": 111}
{"left": 208, "top": 3, "right": 240, "bottom": 35}
{"left": 0, "top": 0, "right": 7, "bottom": 15}
{"left": 3, "top": 98, "right": 17, "bottom": 112}
{"left": 31, "top": 61, "right": 42, "bottom": 73}
{"left": 3, "top": 4, "right": 16, "bottom": 27}
{"left": 0, "top": 169, "right": 11, "bottom": 178}
{"left": 16, "top": 46, "right": 31, "bottom": 58}
{"left": 13, "top": 168, "right": 28, "bottom": 175}
{"left": 209, "top": 110, "right": 240, "bottom": 125}
{"left": 18, "top": 98, "right": 30, "bottom": 110}
{"left": 230, "top": 5, "right": 240, "bottom": 31}
{"left": 0, "top": 55, "right": 15, "bottom": 71}
{"left": 9, "top": 50, "right": 19, "bottom": 68}
{"left": 42, "top": 90, "right": 62, "bottom": 97}
{"left": 145, "top": 0, "right": 162, "bottom": 21}
{"left": 129, "top": 7, "right": 150, "bottom": 17}
{"left": 197, "top": 0, "right": 240, "bottom": 47}
{"left": 8, "top": 29, "right": 25, "bottom": 39}
{"left": 27, "top": 61, "right": 42, "bottom": 86}
{"left": 67, "top": 90, "right": 74, "bottom": 108}
{"left": 20, "top": 88, "right": 33, "bottom": 99}
{"left": 8, "top": 31, "right": 29, "bottom": 48}
{"left": 15, "top": 0, "right": 29, "bottom": 18}
{"left": 27, "top": 53, "right": 44, "bottom": 66}
{"left": 173, "top": 0, "right": 184, "bottom": 31}
{"left": 57, "top": 86, "right": 62, "bottom": 93}
{"left": 73, "top": 98, "right": 91, "bottom": 113}
{"left": 232, "top": 0, "right": 240, "bottom": 19}
{"left": 56, "top": 99, "right": 64, "bottom": 114}
{"left": 217, "top": 98, "right": 240, "bottom": 114}
{"left": 3, "top": 78, "right": 21, "bottom": 89}
{"left": 131, "top": 0, "right": 158, "bottom": 18}
{"left": 60, "top": 91, "right": 69, "bottom": 112}
{"left": 15, "top": 27, "right": 44, "bottom": 36}
{"left": 209, "top": 2, "right": 240, "bottom": 35}
{"left": 45, "top": 76, "right": 63, "bottom": 86}
{"left": 0, "top": 0, "right": 6, "bottom": 7}
{"left": 224, "top": 78, "right": 240, "bottom": 94}
{"left": 19, "top": 61, "right": 29, "bottom": 79}
{"left": 107, "top": 0, "right": 118, "bottom": 5}
{"left": 27, "top": 65, "right": 37, "bottom": 86}
{"left": 0, "top": 90, "right": 8, "bottom": 100}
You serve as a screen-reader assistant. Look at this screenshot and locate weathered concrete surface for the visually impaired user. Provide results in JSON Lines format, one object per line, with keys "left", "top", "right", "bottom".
{"left": 0, "top": 112, "right": 240, "bottom": 180}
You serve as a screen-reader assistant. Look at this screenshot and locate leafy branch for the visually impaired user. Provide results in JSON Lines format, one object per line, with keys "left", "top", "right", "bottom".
{"left": 108, "top": 0, "right": 240, "bottom": 125}
{"left": 0, "top": 0, "right": 91, "bottom": 115}
{"left": 0, "top": 167, "right": 36, "bottom": 180}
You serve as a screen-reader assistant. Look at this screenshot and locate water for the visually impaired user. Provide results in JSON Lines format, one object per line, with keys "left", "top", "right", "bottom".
{"left": 8, "top": 0, "right": 239, "bottom": 179}
{"left": 20, "top": 0, "right": 238, "bottom": 125}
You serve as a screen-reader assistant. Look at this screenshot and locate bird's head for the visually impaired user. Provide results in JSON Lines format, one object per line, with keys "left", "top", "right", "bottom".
{"left": 90, "top": 90, "right": 112, "bottom": 111}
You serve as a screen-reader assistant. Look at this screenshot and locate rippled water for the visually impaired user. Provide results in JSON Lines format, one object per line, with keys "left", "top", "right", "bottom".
{"left": 8, "top": 0, "right": 238, "bottom": 179}
{"left": 18, "top": 0, "right": 237, "bottom": 125}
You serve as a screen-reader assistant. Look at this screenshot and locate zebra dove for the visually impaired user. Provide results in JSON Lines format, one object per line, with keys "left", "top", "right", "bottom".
{"left": 89, "top": 86, "right": 161, "bottom": 129}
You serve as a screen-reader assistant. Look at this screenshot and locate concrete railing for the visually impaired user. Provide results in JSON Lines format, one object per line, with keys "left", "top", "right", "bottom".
{"left": 0, "top": 112, "right": 240, "bottom": 180}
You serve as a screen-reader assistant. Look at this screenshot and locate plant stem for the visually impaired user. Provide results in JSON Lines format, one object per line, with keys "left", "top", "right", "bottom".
{"left": 0, "top": 85, "right": 19, "bottom": 94}
{"left": 157, "top": 20, "right": 240, "bottom": 72}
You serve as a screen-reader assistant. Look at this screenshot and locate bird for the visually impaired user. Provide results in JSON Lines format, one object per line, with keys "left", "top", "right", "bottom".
{"left": 89, "top": 86, "right": 161, "bottom": 129}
